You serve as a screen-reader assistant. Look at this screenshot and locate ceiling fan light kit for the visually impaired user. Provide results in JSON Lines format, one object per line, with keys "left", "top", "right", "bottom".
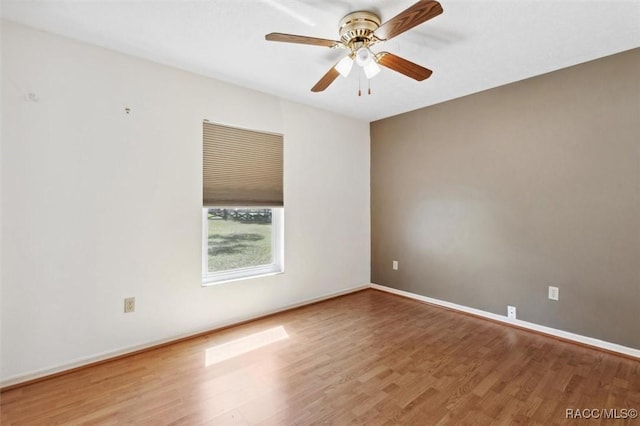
{"left": 335, "top": 55, "right": 354, "bottom": 77}
{"left": 355, "top": 46, "right": 374, "bottom": 67}
{"left": 363, "top": 59, "right": 381, "bottom": 79}
{"left": 265, "top": 0, "right": 443, "bottom": 93}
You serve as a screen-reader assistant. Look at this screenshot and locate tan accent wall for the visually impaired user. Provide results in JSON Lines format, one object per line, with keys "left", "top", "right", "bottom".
{"left": 371, "top": 48, "right": 640, "bottom": 348}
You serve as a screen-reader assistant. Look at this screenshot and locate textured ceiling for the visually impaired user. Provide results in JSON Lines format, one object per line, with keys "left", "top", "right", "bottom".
{"left": 2, "top": 0, "right": 639, "bottom": 121}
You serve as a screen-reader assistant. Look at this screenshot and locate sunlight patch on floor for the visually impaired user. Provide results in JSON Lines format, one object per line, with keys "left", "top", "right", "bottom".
{"left": 205, "top": 326, "right": 289, "bottom": 366}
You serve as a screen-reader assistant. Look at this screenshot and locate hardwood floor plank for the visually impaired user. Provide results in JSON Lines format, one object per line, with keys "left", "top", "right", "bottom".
{"left": 2, "top": 289, "right": 639, "bottom": 425}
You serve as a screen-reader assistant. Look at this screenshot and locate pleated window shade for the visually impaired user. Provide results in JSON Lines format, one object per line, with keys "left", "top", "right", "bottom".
{"left": 203, "top": 122, "right": 283, "bottom": 207}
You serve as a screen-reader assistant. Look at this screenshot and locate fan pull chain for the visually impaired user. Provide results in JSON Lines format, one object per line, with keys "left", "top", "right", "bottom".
{"left": 358, "top": 72, "right": 361, "bottom": 96}
{"left": 368, "top": 79, "right": 371, "bottom": 95}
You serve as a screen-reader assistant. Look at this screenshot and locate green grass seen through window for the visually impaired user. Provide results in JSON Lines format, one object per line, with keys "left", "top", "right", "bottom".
{"left": 207, "top": 217, "right": 272, "bottom": 272}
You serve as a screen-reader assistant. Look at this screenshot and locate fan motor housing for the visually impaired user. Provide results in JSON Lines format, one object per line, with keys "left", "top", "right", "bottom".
{"left": 339, "top": 11, "right": 381, "bottom": 46}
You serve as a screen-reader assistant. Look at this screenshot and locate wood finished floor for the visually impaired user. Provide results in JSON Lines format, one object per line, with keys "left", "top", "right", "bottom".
{"left": 1, "top": 289, "right": 639, "bottom": 425}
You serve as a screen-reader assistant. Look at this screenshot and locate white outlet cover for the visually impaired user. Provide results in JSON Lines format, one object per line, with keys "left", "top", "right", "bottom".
{"left": 392, "top": 261, "right": 398, "bottom": 270}
{"left": 507, "top": 305, "right": 517, "bottom": 320}
{"left": 548, "top": 286, "right": 559, "bottom": 301}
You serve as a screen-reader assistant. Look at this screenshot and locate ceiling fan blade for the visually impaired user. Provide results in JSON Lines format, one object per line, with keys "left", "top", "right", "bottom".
{"left": 377, "top": 52, "right": 433, "bottom": 81}
{"left": 265, "top": 33, "right": 342, "bottom": 48}
{"left": 374, "top": 0, "right": 443, "bottom": 41}
{"left": 311, "top": 66, "right": 341, "bottom": 92}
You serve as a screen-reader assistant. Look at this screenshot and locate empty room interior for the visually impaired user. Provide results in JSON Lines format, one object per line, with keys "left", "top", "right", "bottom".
{"left": 1, "top": 0, "right": 639, "bottom": 424}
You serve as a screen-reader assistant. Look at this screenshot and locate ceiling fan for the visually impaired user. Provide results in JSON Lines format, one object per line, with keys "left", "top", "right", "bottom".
{"left": 265, "top": 0, "right": 443, "bottom": 93}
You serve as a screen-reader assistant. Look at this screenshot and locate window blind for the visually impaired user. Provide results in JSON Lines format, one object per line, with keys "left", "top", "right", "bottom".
{"left": 203, "top": 122, "right": 283, "bottom": 207}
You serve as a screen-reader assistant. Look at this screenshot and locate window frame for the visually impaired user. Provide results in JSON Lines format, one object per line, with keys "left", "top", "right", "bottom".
{"left": 201, "top": 207, "right": 284, "bottom": 286}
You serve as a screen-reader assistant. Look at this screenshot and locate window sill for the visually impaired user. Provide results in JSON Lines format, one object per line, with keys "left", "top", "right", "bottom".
{"left": 202, "top": 269, "right": 284, "bottom": 287}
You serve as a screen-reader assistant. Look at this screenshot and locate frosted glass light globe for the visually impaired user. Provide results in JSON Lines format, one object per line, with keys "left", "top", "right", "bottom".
{"left": 355, "top": 47, "right": 373, "bottom": 66}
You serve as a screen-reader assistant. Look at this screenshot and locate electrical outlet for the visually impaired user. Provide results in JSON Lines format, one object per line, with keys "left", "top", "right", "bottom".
{"left": 392, "top": 260, "right": 398, "bottom": 270}
{"left": 548, "top": 286, "right": 559, "bottom": 301}
{"left": 507, "top": 305, "right": 516, "bottom": 320}
{"left": 124, "top": 297, "right": 135, "bottom": 313}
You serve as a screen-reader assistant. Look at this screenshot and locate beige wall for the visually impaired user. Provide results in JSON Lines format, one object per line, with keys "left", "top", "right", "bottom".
{"left": 1, "top": 21, "right": 370, "bottom": 384}
{"left": 371, "top": 48, "right": 640, "bottom": 349}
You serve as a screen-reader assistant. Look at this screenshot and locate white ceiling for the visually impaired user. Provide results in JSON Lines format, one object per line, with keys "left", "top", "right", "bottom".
{"left": 2, "top": 0, "right": 638, "bottom": 121}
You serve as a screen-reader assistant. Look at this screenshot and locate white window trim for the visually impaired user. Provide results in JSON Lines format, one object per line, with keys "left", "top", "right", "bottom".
{"left": 202, "top": 208, "right": 284, "bottom": 286}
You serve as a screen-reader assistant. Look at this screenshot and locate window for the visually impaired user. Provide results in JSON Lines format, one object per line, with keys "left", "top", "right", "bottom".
{"left": 202, "top": 122, "right": 284, "bottom": 285}
{"left": 202, "top": 208, "right": 283, "bottom": 284}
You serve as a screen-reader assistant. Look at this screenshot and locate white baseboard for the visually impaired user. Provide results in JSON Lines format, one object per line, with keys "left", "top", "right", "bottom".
{"left": 370, "top": 283, "right": 640, "bottom": 359}
{"left": 0, "top": 283, "right": 370, "bottom": 389}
